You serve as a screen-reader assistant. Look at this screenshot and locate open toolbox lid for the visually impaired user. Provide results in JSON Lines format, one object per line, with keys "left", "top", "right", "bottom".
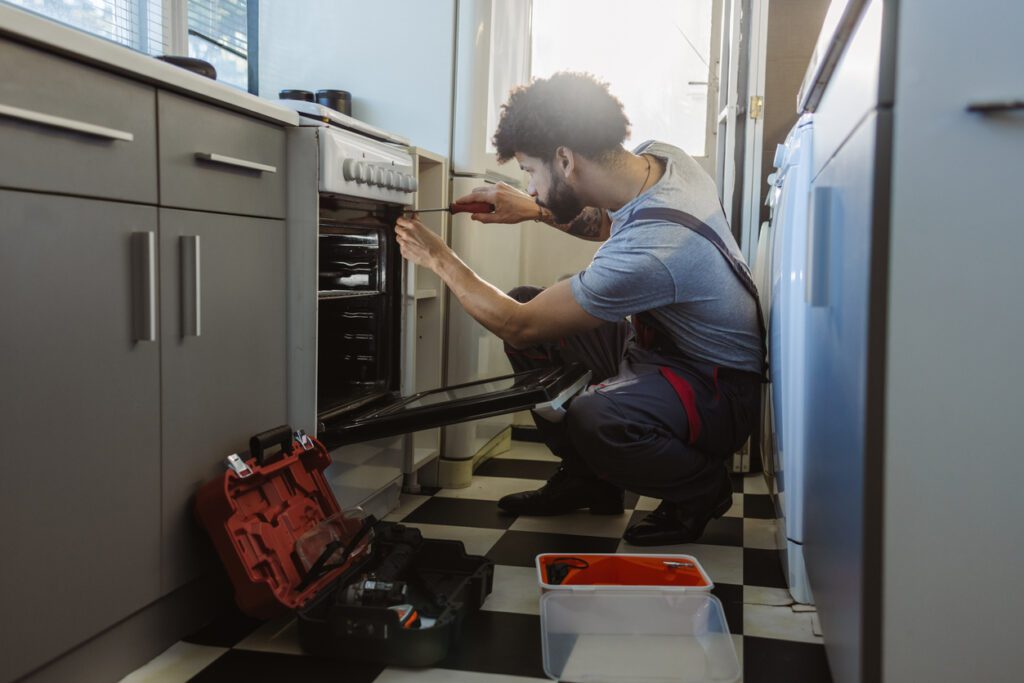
{"left": 194, "top": 426, "right": 371, "bottom": 619}
{"left": 536, "top": 553, "right": 714, "bottom": 592}
{"left": 318, "top": 364, "right": 591, "bottom": 447}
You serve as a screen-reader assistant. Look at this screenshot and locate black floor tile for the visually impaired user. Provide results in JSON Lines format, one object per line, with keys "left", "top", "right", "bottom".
{"left": 623, "top": 491, "right": 640, "bottom": 509}
{"left": 744, "top": 547, "right": 789, "bottom": 589}
{"left": 475, "top": 458, "right": 560, "bottom": 480}
{"left": 486, "top": 530, "right": 621, "bottom": 567}
{"left": 711, "top": 582, "right": 744, "bottom": 635}
{"left": 402, "top": 497, "right": 517, "bottom": 529}
{"left": 183, "top": 606, "right": 265, "bottom": 648}
{"left": 623, "top": 510, "right": 744, "bottom": 547}
{"left": 730, "top": 472, "right": 747, "bottom": 489}
{"left": 188, "top": 649, "right": 385, "bottom": 683}
{"left": 436, "top": 610, "right": 546, "bottom": 678}
{"left": 511, "top": 426, "right": 545, "bottom": 443}
{"left": 743, "top": 636, "right": 833, "bottom": 683}
{"left": 744, "top": 493, "right": 777, "bottom": 519}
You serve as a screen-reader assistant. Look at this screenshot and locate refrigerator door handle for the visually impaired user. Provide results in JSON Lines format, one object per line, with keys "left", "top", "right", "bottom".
{"left": 807, "top": 186, "right": 832, "bottom": 307}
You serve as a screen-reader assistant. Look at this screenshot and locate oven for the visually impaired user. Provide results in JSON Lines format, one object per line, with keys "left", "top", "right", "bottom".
{"left": 283, "top": 101, "right": 589, "bottom": 514}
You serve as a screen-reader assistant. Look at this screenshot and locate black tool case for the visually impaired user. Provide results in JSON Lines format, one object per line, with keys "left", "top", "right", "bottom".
{"left": 195, "top": 426, "right": 494, "bottom": 668}
{"left": 297, "top": 524, "right": 494, "bottom": 666}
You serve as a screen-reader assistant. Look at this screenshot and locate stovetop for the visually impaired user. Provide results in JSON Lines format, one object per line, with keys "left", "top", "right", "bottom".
{"left": 276, "top": 99, "right": 409, "bottom": 146}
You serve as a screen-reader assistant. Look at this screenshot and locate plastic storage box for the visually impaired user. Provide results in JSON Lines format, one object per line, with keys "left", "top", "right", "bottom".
{"left": 535, "top": 553, "right": 739, "bottom": 683}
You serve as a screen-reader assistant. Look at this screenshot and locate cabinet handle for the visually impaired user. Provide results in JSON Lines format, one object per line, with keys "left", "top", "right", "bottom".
{"left": 181, "top": 235, "right": 201, "bottom": 337}
{"left": 966, "top": 99, "right": 1024, "bottom": 114}
{"left": 131, "top": 232, "right": 157, "bottom": 342}
{"left": 807, "top": 186, "right": 832, "bottom": 308}
{"left": 194, "top": 152, "right": 277, "bottom": 174}
{"left": 0, "top": 102, "right": 134, "bottom": 141}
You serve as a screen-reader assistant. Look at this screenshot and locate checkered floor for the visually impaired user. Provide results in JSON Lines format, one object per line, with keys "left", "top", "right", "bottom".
{"left": 123, "top": 439, "right": 833, "bottom": 682}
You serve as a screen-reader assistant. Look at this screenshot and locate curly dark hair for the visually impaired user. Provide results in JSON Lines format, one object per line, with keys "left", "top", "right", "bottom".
{"left": 492, "top": 71, "right": 631, "bottom": 163}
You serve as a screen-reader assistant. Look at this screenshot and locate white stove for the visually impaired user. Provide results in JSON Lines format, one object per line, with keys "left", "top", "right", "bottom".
{"left": 279, "top": 99, "right": 416, "bottom": 205}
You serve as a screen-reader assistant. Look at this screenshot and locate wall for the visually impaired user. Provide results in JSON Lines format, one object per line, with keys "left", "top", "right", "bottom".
{"left": 760, "top": 0, "right": 829, "bottom": 224}
{"left": 258, "top": 0, "right": 456, "bottom": 155}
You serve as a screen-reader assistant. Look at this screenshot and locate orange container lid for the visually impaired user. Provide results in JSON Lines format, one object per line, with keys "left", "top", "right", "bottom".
{"left": 536, "top": 553, "right": 713, "bottom": 591}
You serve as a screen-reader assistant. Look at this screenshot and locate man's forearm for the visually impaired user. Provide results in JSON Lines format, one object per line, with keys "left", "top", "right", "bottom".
{"left": 432, "top": 251, "right": 524, "bottom": 346}
{"left": 536, "top": 206, "right": 609, "bottom": 241}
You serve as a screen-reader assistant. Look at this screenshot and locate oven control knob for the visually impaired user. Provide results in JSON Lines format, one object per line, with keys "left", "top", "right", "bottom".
{"left": 367, "top": 166, "right": 379, "bottom": 186}
{"left": 386, "top": 170, "right": 398, "bottom": 189}
{"left": 359, "top": 162, "right": 371, "bottom": 184}
{"left": 407, "top": 175, "right": 419, "bottom": 192}
{"left": 381, "top": 170, "right": 391, "bottom": 188}
{"left": 342, "top": 158, "right": 358, "bottom": 181}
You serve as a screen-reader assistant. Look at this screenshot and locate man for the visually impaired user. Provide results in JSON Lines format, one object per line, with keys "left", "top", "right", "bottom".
{"left": 395, "top": 72, "right": 763, "bottom": 545}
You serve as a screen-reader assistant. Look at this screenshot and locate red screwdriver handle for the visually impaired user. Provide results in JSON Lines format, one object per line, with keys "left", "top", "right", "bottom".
{"left": 450, "top": 201, "right": 495, "bottom": 215}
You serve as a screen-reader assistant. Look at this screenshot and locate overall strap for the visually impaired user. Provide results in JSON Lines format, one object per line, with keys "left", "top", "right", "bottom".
{"left": 629, "top": 207, "right": 768, "bottom": 380}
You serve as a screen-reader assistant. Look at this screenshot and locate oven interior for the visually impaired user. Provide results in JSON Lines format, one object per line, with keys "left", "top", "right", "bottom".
{"left": 316, "top": 202, "right": 404, "bottom": 421}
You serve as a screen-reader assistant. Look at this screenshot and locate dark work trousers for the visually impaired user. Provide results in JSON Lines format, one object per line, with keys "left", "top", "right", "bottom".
{"left": 505, "top": 286, "right": 760, "bottom": 506}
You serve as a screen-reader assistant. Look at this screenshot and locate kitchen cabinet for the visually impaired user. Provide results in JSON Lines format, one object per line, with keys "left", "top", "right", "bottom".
{"left": 0, "top": 191, "right": 162, "bottom": 682}
{"left": 158, "top": 208, "right": 287, "bottom": 593}
{"left": 0, "top": 28, "right": 290, "bottom": 678}
{"left": 0, "top": 38, "right": 158, "bottom": 203}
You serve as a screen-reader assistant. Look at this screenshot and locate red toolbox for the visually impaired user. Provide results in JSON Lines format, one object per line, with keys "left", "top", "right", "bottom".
{"left": 194, "top": 425, "right": 494, "bottom": 667}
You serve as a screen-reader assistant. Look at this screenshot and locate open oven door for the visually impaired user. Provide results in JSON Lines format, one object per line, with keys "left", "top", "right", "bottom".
{"left": 318, "top": 364, "right": 591, "bottom": 448}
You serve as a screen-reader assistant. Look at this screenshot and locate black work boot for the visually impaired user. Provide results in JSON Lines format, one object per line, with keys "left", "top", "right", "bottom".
{"left": 497, "top": 467, "right": 624, "bottom": 516}
{"left": 622, "top": 471, "right": 733, "bottom": 546}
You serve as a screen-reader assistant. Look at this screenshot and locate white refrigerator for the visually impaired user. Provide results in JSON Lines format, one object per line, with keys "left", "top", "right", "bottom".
{"left": 443, "top": 0, "right": 533, "bottom": 461}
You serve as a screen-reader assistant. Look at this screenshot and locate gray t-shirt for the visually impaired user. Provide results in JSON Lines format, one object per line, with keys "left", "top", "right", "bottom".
{"left": 570, "top": 140, "right": 763, "bottom": 373}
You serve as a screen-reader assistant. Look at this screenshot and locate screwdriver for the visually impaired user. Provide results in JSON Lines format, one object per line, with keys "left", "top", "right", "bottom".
{"left": 405, "top": 201, "right": 495, "bottom": 214}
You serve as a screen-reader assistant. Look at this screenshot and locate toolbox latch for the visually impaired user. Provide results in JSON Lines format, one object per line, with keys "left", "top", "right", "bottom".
{"left": 295, "top": 429, "right": 315, "bottom": 451}
{"left": 225, "top": 453, "right": 254, "bottom": 479}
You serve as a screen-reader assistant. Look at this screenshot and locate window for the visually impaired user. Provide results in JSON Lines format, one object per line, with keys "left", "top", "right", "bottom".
{"left": 5, "top": 0, "right": 168, "bottom": 55}
{"left": 3, "top": 0, "right": 254, "bottom": 91}
{"left": 187, "top": 0, "right": 249, "bottom": 91}
{"left": 531, "top": 0, "right": 716, "bottom": 158}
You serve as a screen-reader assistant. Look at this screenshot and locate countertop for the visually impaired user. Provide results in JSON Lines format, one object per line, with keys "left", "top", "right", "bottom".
{"left": 0, "top": 4, "right": 299, "bottom": 126}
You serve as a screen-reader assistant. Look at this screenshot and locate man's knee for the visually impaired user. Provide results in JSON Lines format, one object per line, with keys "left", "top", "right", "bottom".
{"left": 566, "top": 390, "right": 617, "bottom": 454}
{"left": 507, "top": 285, "right": 543, "bottom": 304}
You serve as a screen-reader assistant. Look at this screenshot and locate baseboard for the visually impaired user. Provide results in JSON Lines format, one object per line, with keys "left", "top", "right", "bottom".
{"left": 510, "top": 425, "right": 545, "bottom": 443}
{"left": 18, "top": 575, "right": 229, "bottom": 683}
{"left": 436, "top": 426, "right": 512, "bottom": 489}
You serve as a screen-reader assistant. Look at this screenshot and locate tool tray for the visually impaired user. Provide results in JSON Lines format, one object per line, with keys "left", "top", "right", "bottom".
{"left": 195, "top": 425, "right": 494, "bottom": 667}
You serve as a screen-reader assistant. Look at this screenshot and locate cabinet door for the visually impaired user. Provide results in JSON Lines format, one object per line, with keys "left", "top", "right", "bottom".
{"left": 159, "top": 209, "right": 286, "bottom": 592}
{"left": 0, "top": 191, "right": 161, "bottom": 682}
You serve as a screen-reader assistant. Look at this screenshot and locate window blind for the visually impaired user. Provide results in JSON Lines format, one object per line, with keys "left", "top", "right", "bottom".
{"left": 4, "top": 0, "right": 167, "bottom": 55}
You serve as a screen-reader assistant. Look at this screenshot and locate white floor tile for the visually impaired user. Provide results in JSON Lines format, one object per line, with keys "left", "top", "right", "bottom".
{"left": 509, "top": 510, "right": 631, "bottom": 538}
{"left": 481, "top": 565, "right": 542, "bottom": 615}
{"left": 119, "top": 642, "right": 227, "bottom": 683}
{"left": 384, "top": 493, "right": 432, "bottom": 522}
{"left": 743, "top": 518, "right": 784, "bottom": 550}
{"left": 495, "top": 442, "right": 560, "bottom": 462}
{"left": 402, "top": 523, "right": 506, "bottom": 556}
{"left": 435, "top": 476, "right": 545, "bottom": 502}
{"left": 233, "top": 616, "right": 303, "bottom": 655}
{"left": 743, "top": 603, "right": 824, "bottom": 644}
{"left": 376, "top": 668, "right": 546, "bottom": 682}
{"left": 743, "top": 474, "right": 770, "bottom": 495}
{"left": 733, "top": 633, "right": 744, "bottom": 670}
{"left": 615, "top": 541, "right": 743, "bottom": 586}
{"left": 633, "top": 493, "right": 744, "bottom": 518}
{"left": 744, "top": 585, "right": 795, "bottom": 607}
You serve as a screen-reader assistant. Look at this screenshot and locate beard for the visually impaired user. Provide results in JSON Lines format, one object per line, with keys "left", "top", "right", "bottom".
{"left": 538, "top": 170, "right": 587, "bottom": 224}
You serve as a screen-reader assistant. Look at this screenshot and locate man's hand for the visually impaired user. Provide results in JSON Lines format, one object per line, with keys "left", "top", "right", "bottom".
{"left": 395, "top": 215, "right": 451, "bottom": 271}
{"left": 454, "top": 181, "right": 541, "bottom": 224}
